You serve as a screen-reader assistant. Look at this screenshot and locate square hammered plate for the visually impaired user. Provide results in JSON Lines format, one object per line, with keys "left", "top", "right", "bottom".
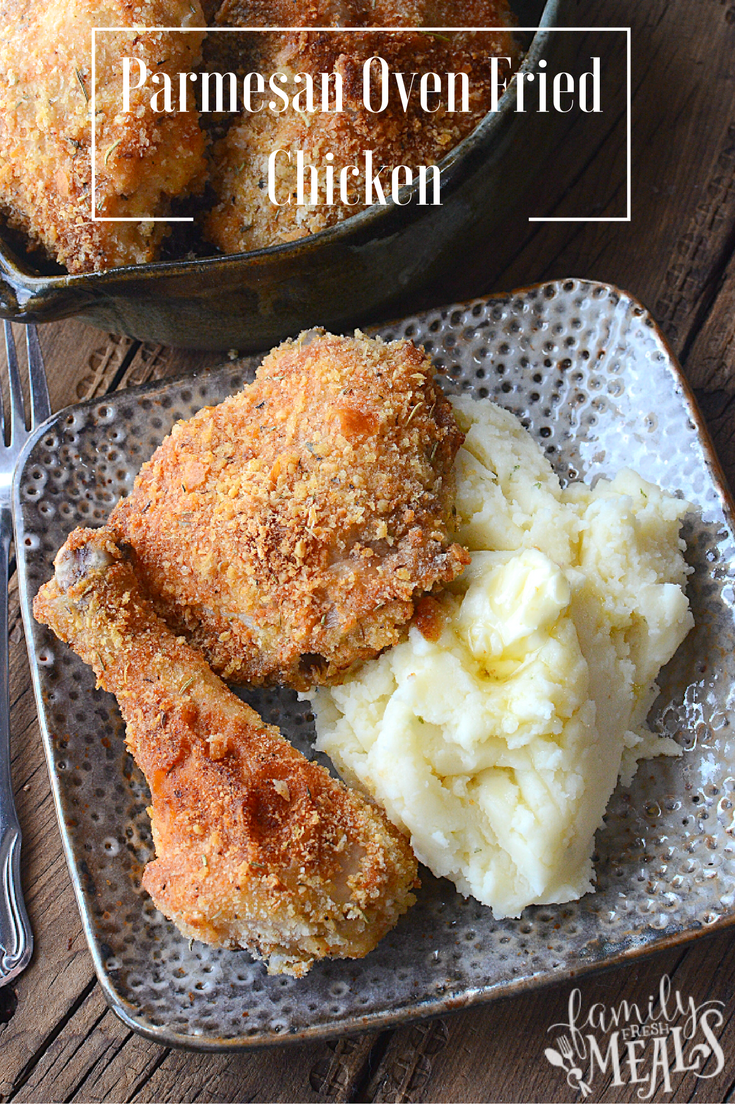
{"left": 14, "top": 279, "right": 735, "bottom": 1050}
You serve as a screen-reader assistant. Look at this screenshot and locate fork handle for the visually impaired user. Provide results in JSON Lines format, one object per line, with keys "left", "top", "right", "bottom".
{"left": 0, "top": 511, "right": 33, "bottom": 986}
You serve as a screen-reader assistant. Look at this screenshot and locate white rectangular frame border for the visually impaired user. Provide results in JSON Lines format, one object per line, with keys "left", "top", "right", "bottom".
{"left": 89, "top": 26, "right": 632, "bottom": 225}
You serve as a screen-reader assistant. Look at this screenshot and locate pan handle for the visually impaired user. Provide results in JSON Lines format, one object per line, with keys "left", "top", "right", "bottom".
{"left": 0, "top": 261, "right": 23, "bottom": 317}
{"left": 0, "top": 258, "right": 92, "bottom": 323}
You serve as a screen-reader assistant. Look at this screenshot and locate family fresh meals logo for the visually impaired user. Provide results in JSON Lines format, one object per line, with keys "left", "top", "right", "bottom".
{"left": 543, "top": 976, "right": 725, "bottom": 1099}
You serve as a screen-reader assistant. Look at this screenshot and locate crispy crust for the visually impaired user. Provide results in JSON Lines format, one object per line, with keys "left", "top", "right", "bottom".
{"left": 0, "top": 0, "right": 207, "bottom": 272}
{"left": 33, "top": 528, "right": 418, "bottom": 976}
{"left": 204, "top": 0, "right": 519, "bottom": 251}
{"left": 109, "top": 330, "right": 469, "bottom": 689}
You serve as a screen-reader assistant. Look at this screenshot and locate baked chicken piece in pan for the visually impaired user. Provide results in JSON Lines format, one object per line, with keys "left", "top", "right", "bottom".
{"left": 205, "top": 0, "right": 519, "bottom": 252}
{"left": 0, "top": 0, "right": 207, "bottom": 272}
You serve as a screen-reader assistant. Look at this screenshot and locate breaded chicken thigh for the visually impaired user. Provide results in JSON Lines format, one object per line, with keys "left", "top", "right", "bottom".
{"left": 109, "top": 330, "right": 469, "bottom": 690}
{"left": 34, "top": 528, "right": 418, "bottom": 976}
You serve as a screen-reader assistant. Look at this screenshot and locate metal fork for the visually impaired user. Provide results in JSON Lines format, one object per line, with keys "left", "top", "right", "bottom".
{"left": 0, "top": 321, "right": 50, "bottom": 987}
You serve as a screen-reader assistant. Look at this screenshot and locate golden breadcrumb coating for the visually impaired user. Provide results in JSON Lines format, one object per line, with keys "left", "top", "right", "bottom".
{"left": 204, "top": 0, "right": 519, "bottom": 252}
{"left": 33, "top": 528, "right": 418, "bottom": 976}
{"left": 109, "top": 330, "right": 469, "bottom": 689}
{"left": 0, "top": 0, "right": 207, "bottom": 272}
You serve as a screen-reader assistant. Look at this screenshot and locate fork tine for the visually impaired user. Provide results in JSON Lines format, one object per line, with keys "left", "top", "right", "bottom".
{"left": 3, "top": 320, "right": 25, "bottom": 444}
{"left": 25, "top": 324, "right": 51, "bottom": 429}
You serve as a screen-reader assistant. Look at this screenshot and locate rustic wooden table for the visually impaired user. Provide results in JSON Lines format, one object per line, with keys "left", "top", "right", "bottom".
{"left": 3, "top": 0, "right": 735, "bottom": 1101}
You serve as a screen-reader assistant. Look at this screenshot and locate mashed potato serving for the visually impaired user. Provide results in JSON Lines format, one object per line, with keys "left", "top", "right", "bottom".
{"left": 311, "top": 397, "right": 694, "bottom": 918}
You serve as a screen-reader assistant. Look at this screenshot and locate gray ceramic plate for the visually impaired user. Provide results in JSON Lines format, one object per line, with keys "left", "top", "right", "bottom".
{"left": 15, "top": 279, "right": 735, "bottom": 1050}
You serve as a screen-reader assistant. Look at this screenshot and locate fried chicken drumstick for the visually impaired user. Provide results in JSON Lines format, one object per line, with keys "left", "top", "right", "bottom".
{"left": 109, "top": 330, "right": 469, "bottom": 690}
{"left": 34, "top": 528, "right": 418, "bottom": 976}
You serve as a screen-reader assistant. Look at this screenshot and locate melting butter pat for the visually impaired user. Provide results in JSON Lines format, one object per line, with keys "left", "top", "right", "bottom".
{"left": 311, "top": 397, "right": 694, "bottom": 918}
{"left": 459, "top": 548, "right": 571, "bottom": 659}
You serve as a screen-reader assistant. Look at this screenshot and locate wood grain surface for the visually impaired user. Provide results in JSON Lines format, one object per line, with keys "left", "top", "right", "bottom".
{"left": 3, "top": 0, "right": 735, "bottom": 1101}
